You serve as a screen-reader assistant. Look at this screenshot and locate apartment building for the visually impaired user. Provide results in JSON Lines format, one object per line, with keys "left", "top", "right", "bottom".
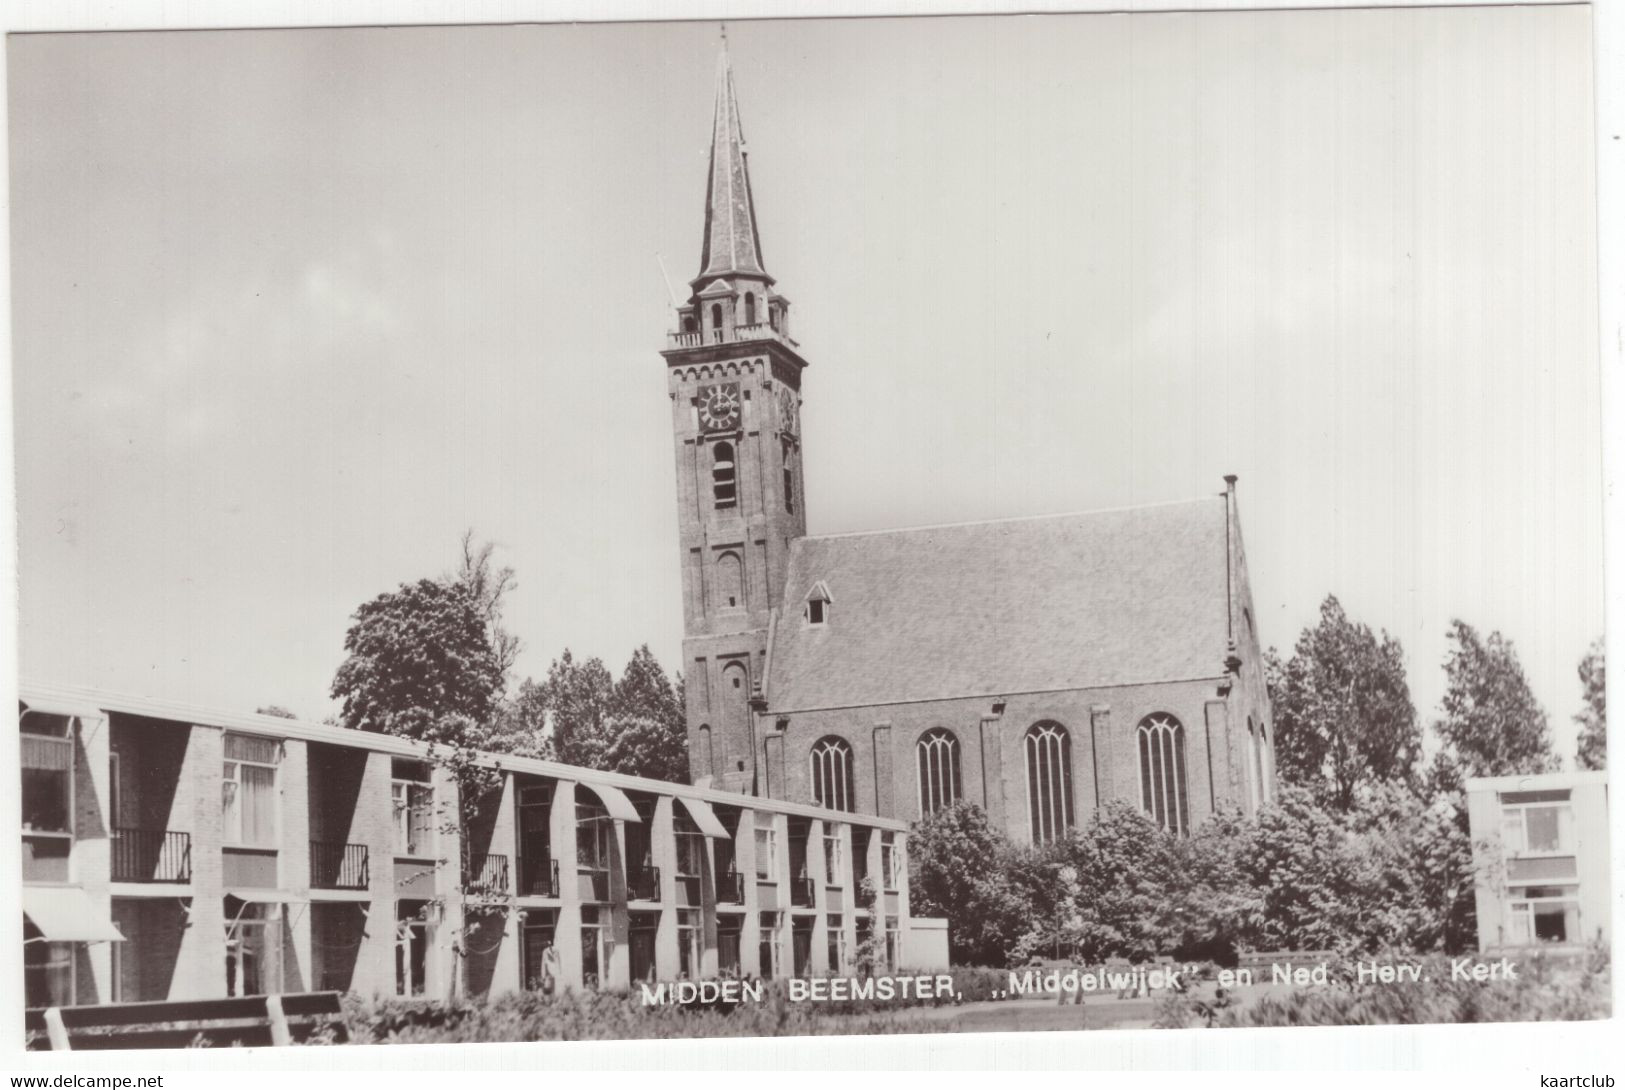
{"left": 1465, "top": 770, "right": 1611, "bottom": 952}
{"left": 18, "top": 684, "right": 919, "bottom": 1008}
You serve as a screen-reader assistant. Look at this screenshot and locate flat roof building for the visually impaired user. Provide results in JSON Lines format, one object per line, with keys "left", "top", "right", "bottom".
{"left": 19, "top": 683, "right": 918, "bottom": 1009}
{"left": 1465, "top": 770, "right": 1611, "bottom": 953}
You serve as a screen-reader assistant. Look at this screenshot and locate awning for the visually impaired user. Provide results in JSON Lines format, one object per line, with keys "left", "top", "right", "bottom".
{"left": 22, "top": 888, "right": 125, "bottom": 943}
{"left": 576, "top": 781, "right": 641, "bottom": 822}
{"left": 225, "top": 889, "right": 306, "bottom": 904}
{"left": 20, "top": 699, "right": 105, "bottom": 721}
{"left": 676, "top": 796, "right": 729, "bottom": 839}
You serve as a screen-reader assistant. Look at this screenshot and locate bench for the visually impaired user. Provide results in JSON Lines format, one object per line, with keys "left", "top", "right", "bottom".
{"left": 25, "top": 992, "right": 348, "bottom": 1050}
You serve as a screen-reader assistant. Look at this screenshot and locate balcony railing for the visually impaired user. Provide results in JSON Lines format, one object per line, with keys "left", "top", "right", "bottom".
{"left": 518, "top": 854, "right": 560, "bottom": 898}
{"left": 111, "top": 828, "right": 191, "bottom": 883}
{"left": 310, "top": 840, "right": 369, "bottom": 890}
{"left": 465, "top": 852, "right": 510, "bottom": 897}
{"left": 666, "top": 322, "right": 799, "bottom": 351}
{"left": 716, "top": 867, "right": 744, "bottom": 905}
{"left": 790, "top": 873, "right": 816, "bottom": 908}
{"left": 628, "top": 864, "right": 661, "bottom": 902}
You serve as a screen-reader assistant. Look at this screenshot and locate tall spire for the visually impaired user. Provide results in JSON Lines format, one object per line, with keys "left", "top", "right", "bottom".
{"left": 696, "top": 31, "right": 770, "bottom": 285}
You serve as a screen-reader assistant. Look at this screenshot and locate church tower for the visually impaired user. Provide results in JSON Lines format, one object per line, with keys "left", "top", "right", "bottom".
{"left": 662, "top": 42, "right": 809, "bottom": 794}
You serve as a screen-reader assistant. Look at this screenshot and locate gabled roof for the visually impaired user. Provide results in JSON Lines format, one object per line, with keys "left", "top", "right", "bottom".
{"left": 694, "top": 42, "right": 770, "bottom": 286}
{"left": 765, "top": 497, "right": 1234, "bottom": 712}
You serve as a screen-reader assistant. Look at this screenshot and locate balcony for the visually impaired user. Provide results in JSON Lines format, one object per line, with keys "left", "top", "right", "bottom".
{"left": 111, "top": 828, "right": 191, "bottom": 884}
{"left": 666, "top": 322, "right": 799, "bottom": 352}
{"left": 310, "top": 840, "right": 369, "bottom": 891}
{"left": 518, "top": 854, "right": 560, "bottom": 898}
{"left": 790, "top": 874, "right": 816, "bottom": 908}
{"left": 716, "top": 867, "right": 744, "bottom": 905}
{"left": 628, "top": 864, "right": 661, "bottom": 902}
{"left": 465, "top": 852, "right": 510, "bottom": 898}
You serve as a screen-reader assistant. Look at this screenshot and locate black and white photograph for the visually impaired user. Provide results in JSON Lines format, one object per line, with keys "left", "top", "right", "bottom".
{"left": 3, "top": 0, "right": 1617, "bottom": 1066}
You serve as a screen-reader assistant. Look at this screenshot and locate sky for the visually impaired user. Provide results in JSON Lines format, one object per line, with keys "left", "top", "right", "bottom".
{"left": 6, "top": 8, "right": 1603, "bottom": 762}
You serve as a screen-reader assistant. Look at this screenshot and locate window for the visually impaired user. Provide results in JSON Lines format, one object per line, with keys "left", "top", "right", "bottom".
{"left": 23, "top": 938, "right": 74, "bottom": 1008}
{"left": 226, "top": 901, "right": 282, "bottom": 996}
{"left": 717, "top": 915, "right": 743, "bottom": 978}
{"left": 884, "top": 917, "right": 901, "bottom": 972}
{"left": 758, "top": 912, "right": 781, "bottom": 977}
{"left": 916, "top": 729, "right": 962, "bottom": 816}
{"left": 630, "top": 912, "right": 658, "bottom": 984}
{"left": 712, "top": 442, "right": 737, "bottom": 508}
{"left": 520, "top": 910, "right": 558, "bottom": 992}
{"left": 1501, "top": 797, "right": 1575, "bottom": 856}
{"left": 580, "top": 906, "right": 609, "bottom": 989}
{"left": 1259, "top": 723, "right": 1273, "bottom": 804}
{"left": 678, "top": 908, "right": 702, "bottom": 979}
{"left": 880, "top": 832, "right": 899, "bottom": 892}
{"left": 1508, "top": 885, "right": 1581, "bottom": 944}
{"left": 744, "top": 292, "right": 756, "bottom": 326}
{"left": 21, "top": 713, "right": 74, "bottom": 836}
{"left": 822, "top": 827, "right": 844, "bottom": 888}
{"left": 826, "top": 914, "right": 846, "bottom": 973}
{"left": 391, "top": 759, "right": 434, "bottom": 857}
{"left": 810, "top": 737, "right": 854, "bottom": 812}
{"left": 715, "top": 551, "right": 744, "bottom": 610}
{"left": 1137, "top": 714, "right": 1190, "bottom": 837}
{"left": 577, "top": 801, "right": 614, "bottom": 890}
{"left": 754, "top": 814, "right": 778, "bottom": 881}
{"left": 395, "top": 900, "right": 431, "bottom": 996}
{"left": 223, "top": 734, "right": 280, "bottom": 848}
{"left": 807, "top": 599, "right": 826, "bottom": 624}
{"left": 675, "top": 815, "right": 705, "bottom": 879}
{"left": 1024, "top": 721, "right": 1075, "bottom": 845}
{"left": 804, "top": 582, "right": 831, "bottom": 626}
{"left": 1246, "top": 718, "right": 1262, "bottom": 811}
{"left": 710, "top": 303, "right": 723, "bottom": 331}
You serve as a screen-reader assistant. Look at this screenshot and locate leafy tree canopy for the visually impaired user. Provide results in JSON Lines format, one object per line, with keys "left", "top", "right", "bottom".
{"left": 1266, "top": 595, "right": 1421, "bottom": 808}
{"left": 1576, "top": 636, "right": 1606, "bottom": 771}
{"left": 330, "top": 577, "right": 503, "bottom": 741}
{"left": 1436, "top": 620, "right": 1557, "bottom": 779}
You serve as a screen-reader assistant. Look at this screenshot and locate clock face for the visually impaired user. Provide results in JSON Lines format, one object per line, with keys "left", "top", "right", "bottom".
{"left": 777, "top": 389, "right": 798, "bottom": 435}
{"left": 698, "top": 383, "right": 741, "bottom": 432}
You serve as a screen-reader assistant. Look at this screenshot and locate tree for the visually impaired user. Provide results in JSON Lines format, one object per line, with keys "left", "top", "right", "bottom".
{"left": 492, "top": 677, "right": 552, "bottom": 760}
{"left": 602, "top": 645, "right": 689, "bottom": 782}
{"left": 1436, "top": 620, "right": 1557, "bottom": 778}
{"left": 539, "top": 650, "right": 615, "bottom": 767}
{"left": 1267, "top": 596, "right": 1422, "bottom": 808}
{"left": 453, "top": 531, "right": 521, "bottom": 682}
{"left": 329, "top": 577, "right": 503, "bottom": 741}
{"left": 1575, "top": 637, "right": 1606, "bottom": 771}
{"left": 907, "top": 802, "right": 1033, "bottom": 966}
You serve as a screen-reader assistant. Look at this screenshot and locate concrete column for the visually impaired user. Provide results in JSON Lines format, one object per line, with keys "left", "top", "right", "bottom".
{"left": 357, "top": 751, "right": 396, "bottom": 998}
{"left": 871, "top": 723, "right": 894, "bottom": 818}
{"left": 550, "top": 782, "right": 583, "bottom": 992}
{"left": 280, "top": 739, "right": 312, "bottom": 993}
{"left": 606, "top": 815, "right": 632, "bottom": 990}
{"left": 485, "top": 772, "right": 520, "bottom": 998}
{"left": 430, "top": 763, "right": 462, "bottom": 1001}
{"left": 174, "top": 725, "right": 225, "bottom": 999}
{"left": 652, "top": 797, "right": 679, "bottom": 980}
{"left": 738, "top": 807, "right": 761, "bottom": 977}
{"left": 838, "top": 822, "right": 857, "bottom": 973}
{"left": 894, "top": 832, "right": 913, "bottom": 970}
{"left": 808, "top": 818, "right": 827, "bottom": 974}
{"left": 74, "top": 713, "right": 113, "bottom": 1003}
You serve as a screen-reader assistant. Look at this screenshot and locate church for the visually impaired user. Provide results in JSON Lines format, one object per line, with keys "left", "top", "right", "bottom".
{"left": 661, "top": 46, "right": 1278, "bottom": 848}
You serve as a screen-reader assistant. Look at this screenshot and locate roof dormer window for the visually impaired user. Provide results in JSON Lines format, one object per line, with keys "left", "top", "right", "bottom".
{"left": 804, "top": 581, "right": 832, "bottom": 626}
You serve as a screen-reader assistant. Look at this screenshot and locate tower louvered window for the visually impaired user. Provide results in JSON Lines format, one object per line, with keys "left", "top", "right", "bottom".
{"left": 712, "top": 442, "right": 737, "bottom": 508}
{"left": 1138, "top": 714, "right": 1189, "bottom": 836}
{"left": 809, "top": 737, "right": 854, "bottom": 812}
{"left": 1024, "top": 721, "right": 1074, "bottom": 845}
{"left": 916, "top": 729, "right": 962, "bottom": 816}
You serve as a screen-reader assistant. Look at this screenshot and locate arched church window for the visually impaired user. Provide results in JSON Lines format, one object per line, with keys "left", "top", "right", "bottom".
{"left": 916, "top": 729, "right": 961, "bottom": 817}
{"left": 809, "top": 737, "right": 854, "bottom": 812}
{"left": 1024, "top": 721, "right": 1074, "bottom": 845}
{"left": 1137, "top": 713, "right": 1189, "bottom": 836}
{"left": 712, "top": 442, "right": 737, "bottom": 509}
{"left": 711, "top": 303, "right": 723, "bottom": 331}
{"left": 1258, "top": 722, "right": 1272, "bottom": 805}
{"left": 715, "top": 551, "right": 744, "bottom": 611}
{"left": 684, "top": 315, "right": 697, "bottom": 333}
{"left": 744, "top": 292, "right": 756, "bottom": 326}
